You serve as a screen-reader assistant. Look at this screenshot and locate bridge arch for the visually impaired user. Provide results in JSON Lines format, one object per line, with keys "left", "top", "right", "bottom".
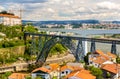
{"left": 36, "top": 36, "right": 84, "bottom": 65}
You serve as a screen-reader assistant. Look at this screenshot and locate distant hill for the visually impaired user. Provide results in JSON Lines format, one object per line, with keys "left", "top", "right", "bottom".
{"left": 22, "top": 20, "right": 100, "bottom": 26}
{"left": 112, "top": 21, "right": 120, "bottom": 24}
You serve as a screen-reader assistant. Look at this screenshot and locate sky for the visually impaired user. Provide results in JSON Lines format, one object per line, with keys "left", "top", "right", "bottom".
{"left": 0, "top": 0, "right": 120, "bottom": 21}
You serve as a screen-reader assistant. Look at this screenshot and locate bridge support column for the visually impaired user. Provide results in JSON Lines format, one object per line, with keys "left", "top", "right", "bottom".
{"left": 83, "top": 40, "right": 88, "bottom": 56}
{"left": 30, "top": 35, "right": 36, "bottom": 55}
{"left": 90, "top": 40, "right": 96, "bottom": 53}
{"left": 111, "top": 41, "right": 116, "bottom": 54}
{"left": 75, "top": 40, "right": 83, "bottom": 61}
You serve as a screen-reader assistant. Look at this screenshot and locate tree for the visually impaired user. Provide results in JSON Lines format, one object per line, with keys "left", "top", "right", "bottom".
{"left": 116, "top": 56, "right": 120, "bottom": 63}
{"left": 89, "top": 66, "right": 103, "bottom": 79}
{"left": 84, "top": 52, "right": 91, "bottom": 64}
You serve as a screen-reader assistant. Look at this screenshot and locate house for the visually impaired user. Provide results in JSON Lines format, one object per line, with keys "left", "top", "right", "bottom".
{"left": 101, "top": 64, "right": 120, "bottom": 79}
{"left": 107, "top": 52, "right": 117, "bottom": 62}
{"left": 60, "top": 65, "right": 74, "bottom": 77}
{"left": 89, "top": 50, "right": 116, "bottom": 68}
{"left": 32, "top": 67, "right": 51, "bottom": 79}
{"left": 65, "top": 69, "right": 96, "bottom": 79}
{"left": 32, "top": 63, "right": 60, "bottom": 79}
{"left": 8, "top": 73, "right": 27, "bottom": 79}
{"left": 0, "top": 14, "right": 21, "bottom": 26}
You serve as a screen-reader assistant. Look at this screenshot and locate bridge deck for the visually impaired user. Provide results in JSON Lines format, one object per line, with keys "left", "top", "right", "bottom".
{"left": 25, "top": 32, "right": 120, "bottom": 44}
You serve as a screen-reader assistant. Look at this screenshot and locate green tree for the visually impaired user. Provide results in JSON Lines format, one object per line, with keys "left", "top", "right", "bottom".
{"left": 116, "top": 56, "right": 120, "bottom": 63}
{"left": 89, "top": 66, "right": 103, "bottom": 79}
{"left": 84, "top": 52, "right": 91, "bottom": 64}
{"left": 26, "top": 76, "right": 32, "bottom": 79}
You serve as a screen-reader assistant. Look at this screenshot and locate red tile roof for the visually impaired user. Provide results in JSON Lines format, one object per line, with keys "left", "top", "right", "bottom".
{"left": 61, "top": 65, "right": 74, "bottom": 71}
{"left": 93, "top": 56, "right": 109, "bottom": 64}
{"left": 49, "top": 63, "right": 59, "bottom": 71}
{"left": 8, "top": 73, "right": 27, "bottom": 79}
{"left": 32, "top": 67, "right": 51, "bottom": 73}
{"left": 107, "top": 52, "right": 117, "bottom": 58}
{"left": 95, "top": 50, "right": 104, "bottom": 55}
{"left": 0, "top": 14, "right": 20, "bottom": 18}
{"left": 101, "top": 64, "right": 120, "bottom": 74}
{"left": 65, "top": 70, "right": 96, "bottom": 79}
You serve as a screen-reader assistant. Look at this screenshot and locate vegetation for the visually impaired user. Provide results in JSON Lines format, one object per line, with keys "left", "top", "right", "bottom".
{"left": 0, "top": 24, "right": 68, "bottom": 65}
{"left": 88, "top": 66, "right": 103, "bottom": 79}
{"left": 116, "top": 56, "right": 120, "bottom": 63}
{"left": 49, "top": 43, "right": 67, "bottom": 55}
{"left": 84, "top": 52, "right": 91, "bottom": 64}
{"left": 0, "top": 72, "right": 12, "bottom": 79}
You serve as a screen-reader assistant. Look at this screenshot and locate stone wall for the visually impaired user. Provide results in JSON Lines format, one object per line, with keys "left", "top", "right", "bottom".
{"left": 0, "top": 46, "right": 25, "bottom": 55}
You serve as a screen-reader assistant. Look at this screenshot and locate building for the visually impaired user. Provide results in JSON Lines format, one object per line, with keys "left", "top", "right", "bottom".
{"left": 8, "top": 73, "right": 27, "bottom": 79}
{"left": 65, "top": 69, "right": 96, "bottom": 79}
{"left": 0, "top": 14, "right": 21, "bottom": 26}
{"left": 32, "top": 67, "right": 51, "bottom": 79}
{"left": 101, "top": 64, "right": 120, "bottom": 79}
{"left": 89, "top": 50, "right": 116, "bottom": 68}
{"left": 32, "top": 63, "right": 60, "bottom": 79}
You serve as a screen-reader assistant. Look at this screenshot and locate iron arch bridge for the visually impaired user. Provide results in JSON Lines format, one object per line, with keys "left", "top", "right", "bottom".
{"left": 24, "top": 32, "right": 120, "bottom": 65}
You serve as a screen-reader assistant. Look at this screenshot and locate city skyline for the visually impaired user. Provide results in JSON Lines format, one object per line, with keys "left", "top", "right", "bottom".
{"left": 0, "top": 0, "right": 120, "bottom": 21}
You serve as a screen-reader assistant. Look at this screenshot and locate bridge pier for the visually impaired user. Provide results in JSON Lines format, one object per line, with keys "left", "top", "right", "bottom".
{"left": 75, "top": 40, "right": 83, "bottom": 61}
{"left": 83, "top": 40, "right": 88, "bottom": 56}
{"left": 111, "top": 41, "right": 116, "bottom": 54}
{"left": 90, "top": 40, "right": 96, "bottom": 53}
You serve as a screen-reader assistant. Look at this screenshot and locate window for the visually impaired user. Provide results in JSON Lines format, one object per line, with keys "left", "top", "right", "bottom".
{"left": 66, "top": 71, "right": 68, "bottom": 74}
{"left": 62, "top": 72, "right": 64, "bottom": 74}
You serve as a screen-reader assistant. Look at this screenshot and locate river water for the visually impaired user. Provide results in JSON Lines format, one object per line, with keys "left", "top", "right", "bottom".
{"left": 87, "top": 42, "right": 120, "bottom": 54}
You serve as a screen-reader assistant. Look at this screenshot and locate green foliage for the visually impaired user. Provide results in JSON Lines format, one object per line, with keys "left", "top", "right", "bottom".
{"left": 0, "top": 40, "right": 24, "bottom": 48}
{"left": 89, "top": 66, "right": 103, "bottom": 79}
{"left": 0, "top": 24, "right": 23, "bottom": 39}
{"left": 24, "top": 26, "right": 38, "bottom": 33}
{"left": 112, "top": 34, "right": 120, "bottom": 38}
{"left": 0, "top": 72, "right": 12, "bottom": 79}
{"left": 28, "top": 64, "right": 40, "bottom": 72}
{"left": 106, "top": 72, "right": 111, "bottom": 78}
{"left": 52, "top": 76, "right": 57, "bottom": 79}
{"left": 84, "top": 52, "right": 91, "bottom": 64}
{"left": 116, "top": 56, "right": 120, "bottom": 63}
{"left": 49, "top": 43, "right": 67, "bottom": 55}
{"left": 35, "top": 76, "right": 42, "bottom": 79}
{"left": 26, "top": 76, "right": 32, "bottom": 79}
{"left": 72, "top": 24, "right": 82, "bottom": 28}
{"left": 0, "top": 51, "right": 24, "bottom": 64}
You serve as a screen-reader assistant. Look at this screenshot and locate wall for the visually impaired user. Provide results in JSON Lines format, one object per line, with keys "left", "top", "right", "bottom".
{"left": 0, "top": 46, "right": 25, "bottom": 55}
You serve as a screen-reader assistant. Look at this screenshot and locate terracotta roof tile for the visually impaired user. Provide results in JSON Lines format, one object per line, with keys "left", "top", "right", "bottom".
{"left": 65, "top": 70, "right": 96, "bottom": 79}
{"left": 61, "top": 65, "right": 74, "bottom": 71}
{"left": 49, "top": 63, "right": 59, "bottom": 70}
{"left": 95, "top": 50, "right": 104, "bottom": 55}
{"left": 93, "top": 56, "right": 109, "bottom": 64}
{"left": 32, "top": 67, "right": 51, "bottom": 73}
{"left": 0, "top": 14, "right": 20, "bottom": 18}
{"left": 8, "top": 73, "right": 27, "bottom": 79}
{"left": 101, "top": 64, "right": 120, "bottom": 74}
{"left": 107, "top": 52, "right": 117, "bottom": 58}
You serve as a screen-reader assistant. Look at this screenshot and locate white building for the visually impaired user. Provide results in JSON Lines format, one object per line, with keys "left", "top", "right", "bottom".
{"left": 0, "top": 14, "right": 21, "bottom": 26}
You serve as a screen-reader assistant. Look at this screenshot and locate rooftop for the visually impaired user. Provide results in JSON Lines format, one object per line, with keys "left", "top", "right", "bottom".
{"left": 8, "top": 73, "right": 27, "bottom": 79}
{"left": 102, "top": 64, "right": 120, "bottom": 74}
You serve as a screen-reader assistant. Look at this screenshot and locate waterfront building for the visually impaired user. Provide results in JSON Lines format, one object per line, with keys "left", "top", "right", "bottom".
{"left": 0, "top": 14, "right": 21, "bottom": 26}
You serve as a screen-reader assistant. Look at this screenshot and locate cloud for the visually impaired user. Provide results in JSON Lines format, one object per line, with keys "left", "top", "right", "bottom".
{"left": 0, "top": 0, "right": 120, "bottom": 21}
{"left": 0, "top": 6, "right": 5, "bottom": 11}
{"left": 97, "top": 1, "right": 120, "bottom": 10}
{"left": 0, "top": 0, "right": 48, "bottom": 3}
